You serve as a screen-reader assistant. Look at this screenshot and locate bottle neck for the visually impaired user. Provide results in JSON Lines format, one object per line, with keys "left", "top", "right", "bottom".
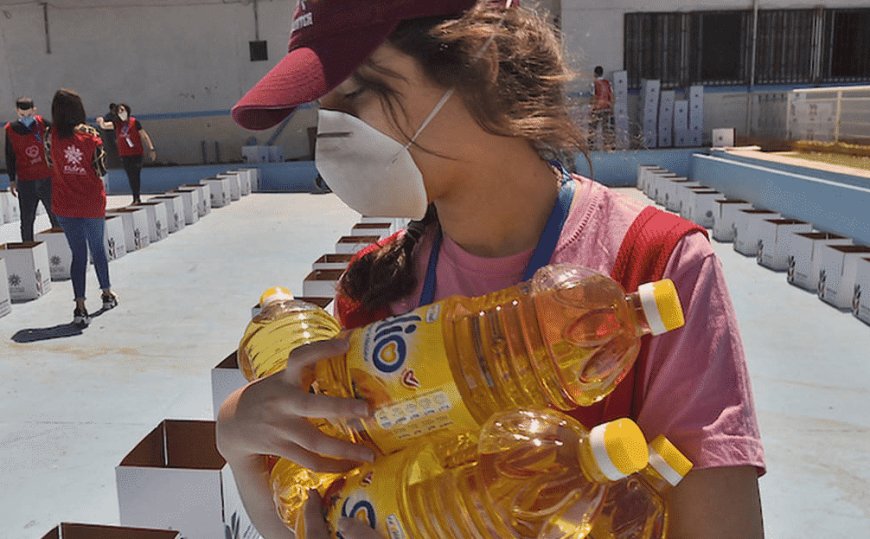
{"left": 578, "top": 438, "right": 616, "bottom": 485}
{"left": 627, "top": 292, "right": 653, "bottom": 337}
{"left": 640, "top": 464, "right": 675, "bottom": 493}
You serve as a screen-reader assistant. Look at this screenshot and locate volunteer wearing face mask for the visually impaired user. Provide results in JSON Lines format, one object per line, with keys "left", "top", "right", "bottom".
{"left": 217, "top": 2, "right": 765, "bottom": 538}
{"left": 4, "top": 97, "right": 61, "bottom": 241}
{"left": 96, "top": 103, "right": 156, "bottom": 204}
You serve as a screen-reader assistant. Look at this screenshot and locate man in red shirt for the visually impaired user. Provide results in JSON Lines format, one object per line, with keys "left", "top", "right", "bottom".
{"left": 4, "top": 97, "right": 60, "bottom": 241}
{"left": 590, "top": 66, "right": 614, "bottom": 150}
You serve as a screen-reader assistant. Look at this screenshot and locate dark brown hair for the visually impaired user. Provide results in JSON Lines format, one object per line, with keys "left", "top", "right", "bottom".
{"left": 51, "top": 88, "right": 87, "bottom": 138}
{"left": 339, "top": 3, "right": 586, "bottom": 314}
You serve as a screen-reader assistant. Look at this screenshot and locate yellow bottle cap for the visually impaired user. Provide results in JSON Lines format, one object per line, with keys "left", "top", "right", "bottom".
{"left": 589, "top": 418, "right": 649, "bottom": 481}
{"left": 637, "top": 279, "right": 685, "bottom": 335}
{"left": 259, "top": 286, "right": 294, "bottom": 307}
{"left": 648, "top": 435, "right": 693, "bottom": 487}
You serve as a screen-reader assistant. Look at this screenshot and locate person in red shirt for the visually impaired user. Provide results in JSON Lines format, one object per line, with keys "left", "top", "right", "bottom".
{"left": 4, "top": 97, "right": 60, "bottom": 241}
{"left": 591, "top": 65, "right": 615, "bottom": 149}
{"left": 96, "top": 103, "right": 156, "bottom": 204}
{"left": 45, "top": 89, "right": 118, "bottom": 327}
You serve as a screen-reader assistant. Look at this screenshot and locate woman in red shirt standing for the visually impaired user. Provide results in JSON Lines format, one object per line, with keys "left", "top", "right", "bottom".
{"left": 46, "top": 89, "right": 118, "bottom": 327}
{"left": 96, "top": 103, "right": 157, "bottom": 205}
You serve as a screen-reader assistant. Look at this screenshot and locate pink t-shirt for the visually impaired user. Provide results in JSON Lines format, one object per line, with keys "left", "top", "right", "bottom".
{"left": 390, "top": 176, "right": 765, "bottom": 474}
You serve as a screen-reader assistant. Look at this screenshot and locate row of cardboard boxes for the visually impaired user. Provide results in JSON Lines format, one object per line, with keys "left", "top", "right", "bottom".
{"left": 0, "top": 169, "right": 259, "bottom": 319}
{"left": 638, "top": 165, "right": 870, "bottom": 325}
{"left": 41, "top": 216, "right": 406, "bottom": 539}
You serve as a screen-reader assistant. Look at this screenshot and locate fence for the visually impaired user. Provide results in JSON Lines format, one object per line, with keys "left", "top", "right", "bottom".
{"left": 787, "top": 85, "right": 870, "bottom": 144}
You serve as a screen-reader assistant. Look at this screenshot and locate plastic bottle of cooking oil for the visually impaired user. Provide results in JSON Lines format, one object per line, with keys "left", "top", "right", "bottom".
{"left": 245, "top": 265, "right": 684, "bottom": 528}
{"left": 237, "top": 286, "right": 341, "bottom": 381}
{"left": 298, "top": 408, "right": 650, "bottom": 539}
{"left": 236, "top": 286, "right": 344, "bottom": 525}
{"left": 589, "top": 436, "right": 693, "bottom": 539}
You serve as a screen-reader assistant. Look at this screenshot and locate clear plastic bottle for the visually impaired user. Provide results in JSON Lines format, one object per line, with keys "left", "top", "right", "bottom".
{"left": 300, "top": 408, "right": 650, "bottom": 539}
{"left": 247, "top": 266, "right": 684, "bottom": 528}
{"left": 590, "top": 436, "right": 694, "bottom": 539}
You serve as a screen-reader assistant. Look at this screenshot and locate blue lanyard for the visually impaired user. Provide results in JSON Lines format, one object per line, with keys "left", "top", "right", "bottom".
{"left": 419, "top": 163, "right": 575, "bottom": 307}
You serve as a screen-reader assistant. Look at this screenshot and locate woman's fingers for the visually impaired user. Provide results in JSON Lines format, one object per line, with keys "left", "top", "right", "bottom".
{"left": 276, "top": 441, "right": 361, "bottom": 474}
{"left": 286, "top": 391, "right": 370, "bottom": 420}
{"left": 301, "top": 491, "right": 331, "bottom": 539}
{"left": 284, "top": 338, "right": 349, "bottom": 383}
{"left": 286, "top": 419, "right": 374, "bottom": 463}
{"left": 337, "top": 517, "right": 385, "bottom": 539}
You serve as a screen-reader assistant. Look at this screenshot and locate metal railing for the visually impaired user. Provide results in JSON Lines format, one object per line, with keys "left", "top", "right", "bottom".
{"left": 787, "top": 85, "right": 870, "bottom": 143}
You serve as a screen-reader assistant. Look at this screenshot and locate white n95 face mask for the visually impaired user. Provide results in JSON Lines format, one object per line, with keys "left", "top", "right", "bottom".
{"left": 315, "top": 109, "right": 429, "bottom": 220}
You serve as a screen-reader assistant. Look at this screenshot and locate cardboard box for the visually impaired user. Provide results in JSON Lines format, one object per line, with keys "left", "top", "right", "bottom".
{"left": 268, "top": 145, "right": 285, "bottom": 163}
{"left": 817, "top": 245, "right": 870, "bottom": 309}
{"left": 351, "top": 222, "right": 392, "bottom": 239}
{"left": 41, "top": 522, "right": 181, "bottom": 539}
{"left": 712, "top": 128, "right": 735, "bottom": 147}
{"left": 786, "top": 232, "right": 852, "bottom": 291}
{"left": 171, "top": 189, "right": 200, "bottom": 225}
{"left": 664, "top": 179, "right": 701, "bottom": 213}
{"left": 658, "top": 90, "right": 675, "bottom": 148}
{"left": 336, "top": 235, "right": 380, "bottom": 254}
{"left": 651, "top": 172, "right": 679, "bottom": 206}
{"left": 853, "top": 257, "right": 870, "bottom": 323}
{"left": 132, "top": 202, "right": 169, "bottom": 243}
{"left": 211, "top": 352, "right": 249, "bottom": 420}
{"left": 150, "top": 195, "right": 186, "bottom": 234}
{"left": 733, "top": 209, "right": 781, "bottom": 256}
{"left": 678, "top": 186, "right": 712, "bottom": 217}
{"left": 756, "top": 219, "right": 813, "bottom": 270}
{"left": 674, "top": 100, "right": 690, "bottom": 147}
{"left": 249, "top": 295, "right": 332, "bottom": 319}
{"left": 683, "top": 189, "right": 721, "bottom": 227}
{"left": 0, "top": 190, "right": 20, "bottom": 223}
{"left": 689, "top": 85, "right": 704, "bottom": 131}
{"left": 712, "top": 200, "right": 753, "bottom": 242}
{"left": 217, "top": 173, "right": 243, "bottom": 201}
{"left": 107, "top": 208, "right": 151, "bottom": 252}
{"left": 313, "top": 253, "right": 353, "bottom": 271}
{"left": 637, "top": 166, "right": 667, "bottom": 194}
{"left": 227, "top": 169, "right": 253, "bottom": 195}
{"left": 0, "top": 259, "right": 11, "bottom": 317}
{"left": 303, "top": 269, "right": 344, "bottom": 298}
{"left": 0, "top": 242, "right": 51, "bottom": 301}
{"left": 241, "top": 145, "right": 269, "bottom": 164}
{"left": 201, "top": 177, "right": 231, "bottom": 208}
{"left": 103, "top": 215, "right": 128, "bottom": 261}
{"left": 35, "top": 227, "right": 71, "bottom": 281}
{"left": 182, "top": 184, "right": 212, "bottom": 216}
{"left": 116, "top": 420, "right": 262, "bottom": 539}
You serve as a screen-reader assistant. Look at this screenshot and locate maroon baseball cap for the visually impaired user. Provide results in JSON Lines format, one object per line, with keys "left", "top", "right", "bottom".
{"left": 232, "top": 0, "right": 494, "bottom": 130}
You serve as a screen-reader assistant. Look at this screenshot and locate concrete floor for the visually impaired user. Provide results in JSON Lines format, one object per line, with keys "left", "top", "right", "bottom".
{"left": 0, "top": 190, "right": 868, "bottom": 538}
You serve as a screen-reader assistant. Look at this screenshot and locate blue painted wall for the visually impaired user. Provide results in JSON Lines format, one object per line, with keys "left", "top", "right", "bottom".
{"left": 1, "top": 161, "right": 320, "bottom": 194}
{"left": 574, "top": 148, "right": 709, "bottom": 187}
{"left": 691, "top": 154, "right": 870, "bottom": 245}
{"left": 710, "top": 150, "right": 870, "bottom": 190}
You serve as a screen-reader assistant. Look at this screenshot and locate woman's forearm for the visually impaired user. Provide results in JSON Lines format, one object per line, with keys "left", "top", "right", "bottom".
{"left": 228, "top": 455, "right": 294, "bottom": 539}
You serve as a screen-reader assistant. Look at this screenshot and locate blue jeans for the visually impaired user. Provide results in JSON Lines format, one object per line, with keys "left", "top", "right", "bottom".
{"left": 56, "top": 216, "right": 111, "bottom": 300}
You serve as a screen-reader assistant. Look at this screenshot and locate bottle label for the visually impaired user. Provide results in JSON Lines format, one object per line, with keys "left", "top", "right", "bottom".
{"left": 324, "top": 456, "right": 409, "bottom": 539}
{"left": 346, "top": 302, "right": 479, "bottom": 453}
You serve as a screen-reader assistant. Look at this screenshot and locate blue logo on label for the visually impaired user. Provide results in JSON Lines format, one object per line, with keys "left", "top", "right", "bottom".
{"left": 339, "top": 497, "right": 377, "bottom": 538}
{"left": 370, "top": 314, "right": 420, "bottom": 374}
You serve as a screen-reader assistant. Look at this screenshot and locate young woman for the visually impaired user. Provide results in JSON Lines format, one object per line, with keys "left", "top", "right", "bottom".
{"left": 46, "top": 89, "right": 118, "bottom": 327}
{"left": 96, "top": 103, "right": 156, "bottom": 204}
{"left": 219, "top": 2, "right": 765, "bottom": 538}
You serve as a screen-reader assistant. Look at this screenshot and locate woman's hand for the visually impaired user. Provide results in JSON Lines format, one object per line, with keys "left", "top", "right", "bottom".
{"left": 301, "top": 490, "right": 386, "bottom": 539}
{"left": 216, "top": 338, "right": 374, "bottom": 471}
{"left": 148, "top": 148, "right": 157, "bottom": 162}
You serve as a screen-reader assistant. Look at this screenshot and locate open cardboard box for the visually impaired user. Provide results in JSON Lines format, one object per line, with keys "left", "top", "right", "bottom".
{"left": 663, "top": 179, "right": 700, "bottom": 213}
{"left": 303, "top": 269, "right": 344, "bottom": 298}
{"left": 651, "top": 172, "right": 679, "bottom": 206}
{"left": 678, "top": 186, "right": 713, "bottom": 219}
{"left": 683, "top": 189, "right": 720, "bottom": 227}
{"left": 170, "top": 189, "right": 200, "bottom": 225}
{"left": 636, "top": 165, "right": 666, "bottom": 193}
{"left": 351, "top": 222, "right": 392, "bottom": 239}
{"left": 41, "top": 522, "right": 181, "bottom": 539}
{"left": 227, "top": 169, "right": 253, "bottom": 195}
{"left": 132, "top": 201, "right": 169, "bottom": 243}
{"left": 853, "top": 258, "right": 870, "bottom": 324}
{"left": 181, "top": 183, "right": 212, "bottom": 216}
{"left": 0, "top": 241, "right": 51, "bottom": 301}
{"left": 217, "top": 173, "right": 243, "bottom": 201}
{"left": 35, "top": 227, "right": 72, "bottom": 281}
{"left": 336, "top": 235, "right": 381, "bottom": 255}
{"left": 713, "top": 199, "right": 753, "bottom": 242}
{"left": 0, "top": 259, "right": 11, "bottom": 317}
{"left": 786, "top": 232, "right": 852, "bottom": 291}
{"left": 200, "top": 177, "right": 231, "bottom": 208}
{"left": 0, "top": 189, "right": 21, "bottom": 223}
{"left": 817, "top": 244, "right": 870, "bottom": 309}
{"left": 313, "top": 253, "right": 353, "bottom": 271}
{"left": 733, "top": 209, "right": 781, "bottom": 256}
{"left": 211, "top": 352, "right": 248, "bottom": 420}
{"left": 756, "top": 219, "right": 813, "bottom": 270}
{"left": 150, "top": 194, "right": 186, "bottom": 233}
{"left": 116, "top": 420, "right": 261, "bottom": 539}
{"left": 103, "top": 214, "right": 128, "bottom": 261}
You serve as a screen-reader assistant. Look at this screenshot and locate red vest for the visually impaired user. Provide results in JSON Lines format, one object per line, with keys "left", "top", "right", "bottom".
{"left": 114, "top": 117, "right": 144, "bottom": 157}
{"left": 593, "top": 79, "right": 614, "bottom": 111}
{"left": 5, "top": 116, "right": 51, "bottom": 180}
{"left": 335, "top": 206, "right": 707, "bottom": 424}
{"left": 49, "top": 130, "right": 106, "bottom": 218}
